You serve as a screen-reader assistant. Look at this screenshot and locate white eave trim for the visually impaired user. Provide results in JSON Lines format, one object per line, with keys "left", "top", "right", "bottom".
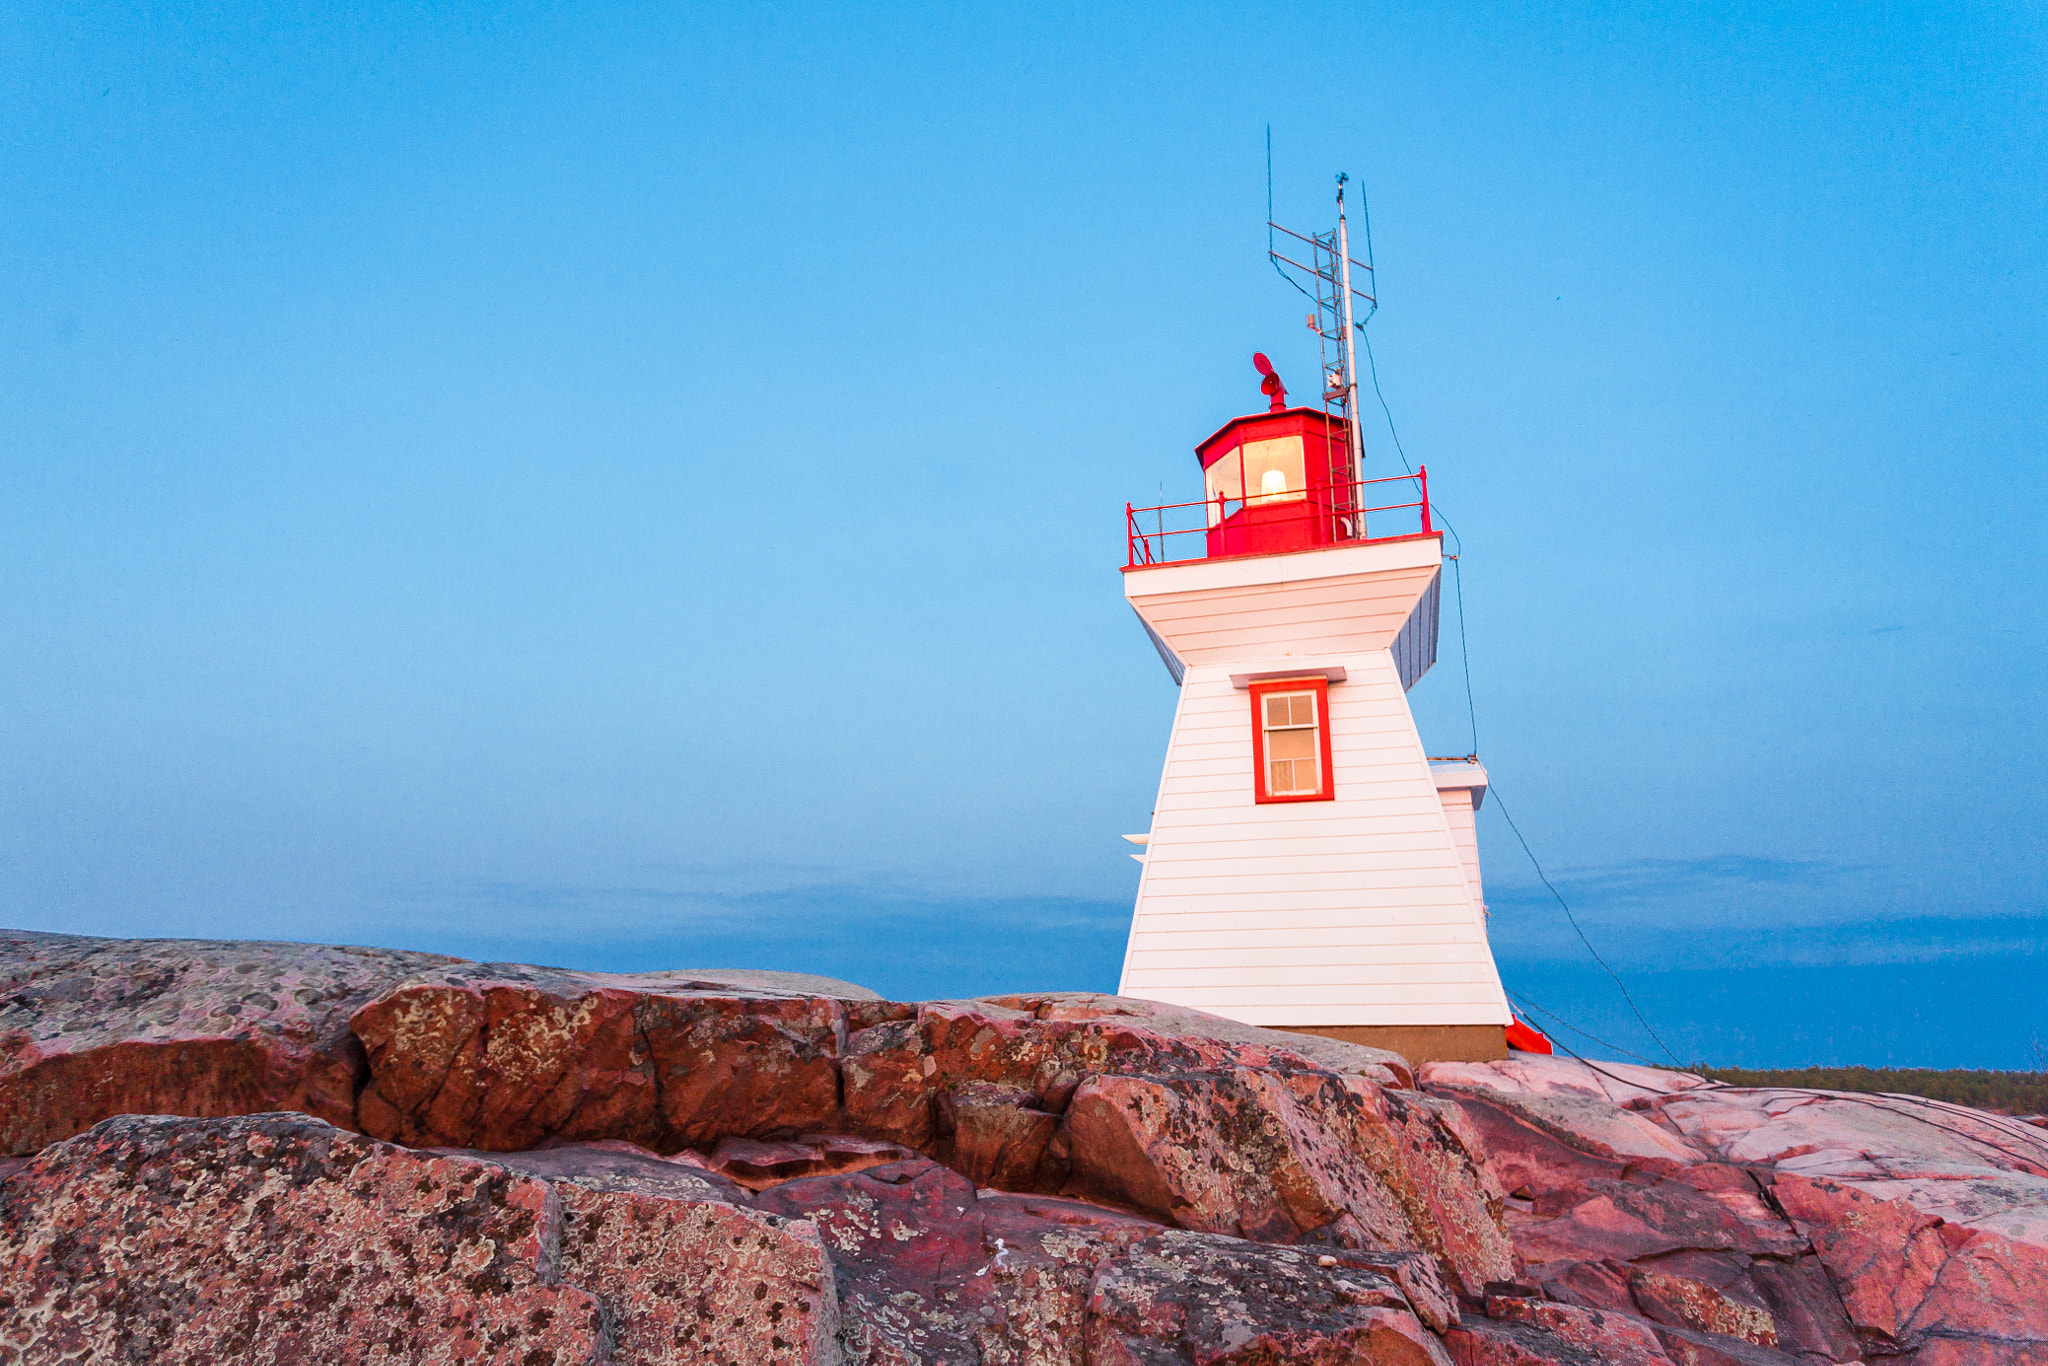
{"left": 1124, "top": 534, "right": 1443, "bottom": 599}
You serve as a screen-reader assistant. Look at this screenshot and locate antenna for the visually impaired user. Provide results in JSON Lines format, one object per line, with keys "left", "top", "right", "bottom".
{"left": 1266, "top": 174, "right": 1377, "bottom": 536}
{"left": 1334, "top": 175, "right": 1367, "bottom": 500}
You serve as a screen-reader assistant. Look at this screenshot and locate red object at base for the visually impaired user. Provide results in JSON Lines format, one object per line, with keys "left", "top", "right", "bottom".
{"left": 1504, "top": 1019, "right": 1553, "bottom": 1054}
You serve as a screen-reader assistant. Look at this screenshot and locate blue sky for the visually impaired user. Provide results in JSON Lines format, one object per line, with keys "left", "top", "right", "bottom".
{"left": 4, "top": 3, "right": 2043, "bottom": 1067}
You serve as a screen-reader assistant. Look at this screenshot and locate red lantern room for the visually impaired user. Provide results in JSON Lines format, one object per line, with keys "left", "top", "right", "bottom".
{"left": 1123, "top": 352, "right": 1432, "bottom": 570}
{"left": 1197, "top": 405, "right": 1357, "bottom": 559}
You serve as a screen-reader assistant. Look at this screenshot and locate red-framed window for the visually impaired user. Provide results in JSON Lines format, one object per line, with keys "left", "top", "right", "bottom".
{"left": 1249, "top": 677, "right": 1335, "bottom": 804}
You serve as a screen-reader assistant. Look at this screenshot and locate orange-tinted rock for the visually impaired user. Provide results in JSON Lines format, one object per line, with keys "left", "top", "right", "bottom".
{"left": 0, "top": 930, "right": 459, "bottom": 1154}
{"left": 706, "top": 1132, "right": 921, "bottom": 1190}
{"left": 840, "top": 1015, "right": 935, "bottom": 1148}
{"left": 1628, "top": 1268, "right": 1777, "bottom": 1346}
{"left": 1063, "top": 1063, "right": 1515, "bottom": 1298}
{"left": 935, "top": 1080, "right": 1061, "bottom": 1189}
{"left": 350, "top": 963, "right": 846, "bottom": 1151}
{"left": 832, "top": 1000, "right": 1515, "bottom": 1297}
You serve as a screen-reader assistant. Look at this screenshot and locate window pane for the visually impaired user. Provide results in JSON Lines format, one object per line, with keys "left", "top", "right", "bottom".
{"left": 1270, "top": 758, "right": 1320, "bottom": 795}
{"left": 1242, "top": 436, "right": 1306, "bottom": 506}
{"left": 1204, "top": 453, "right": 1244, "bottom": 507}
{"left": 1264, "top": 695, "right": 1291, "bottom": 727}
{"left": 1287, "top": 695, "right": 1316, "bottom": 726}
{"left": 1268, "top": 729, "right": 1315, "bottom": 761}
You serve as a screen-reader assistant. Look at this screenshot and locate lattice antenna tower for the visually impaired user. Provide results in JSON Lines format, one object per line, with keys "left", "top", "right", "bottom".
{"left": 1268, "top": 171, "right": 1376, "bottom": 532}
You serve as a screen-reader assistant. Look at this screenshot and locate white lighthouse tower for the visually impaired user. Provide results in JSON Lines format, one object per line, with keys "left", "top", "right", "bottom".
{"left": 1116, "top": 190, "right": 1515, "bottom": 1062}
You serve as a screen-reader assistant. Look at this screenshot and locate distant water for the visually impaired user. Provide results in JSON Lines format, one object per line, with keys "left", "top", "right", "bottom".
{"left": 398, "top": 888, "right": 2045, "bottom": 1072}
{"left": 1503, "top": 957, "right": 2048, "bottom": 1072}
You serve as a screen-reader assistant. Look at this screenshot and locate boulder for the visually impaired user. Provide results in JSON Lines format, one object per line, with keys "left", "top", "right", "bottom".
{"left": 1061, "top": 1060, "right": 1516, "bottom": 1297}
{"left": 0, "top": 930, "right": 459, "bottom": 1154}
{"left": 350, "top": 961, "right": 849, "bottom": 1151}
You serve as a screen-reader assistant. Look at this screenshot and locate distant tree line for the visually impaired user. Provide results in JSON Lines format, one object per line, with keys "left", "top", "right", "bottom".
{"left": 1693, "top": 1066, "right": 2048, "bottom": 1116}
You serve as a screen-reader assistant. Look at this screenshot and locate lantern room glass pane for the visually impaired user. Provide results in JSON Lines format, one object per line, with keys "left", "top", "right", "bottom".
{"left": 1242, "top": 436, "right": 1306, "bottom": 506}
{"left": 1204, "top": 455, "right": 1243, "bottom": 524}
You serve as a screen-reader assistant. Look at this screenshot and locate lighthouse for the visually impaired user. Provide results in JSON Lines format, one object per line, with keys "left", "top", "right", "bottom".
{"left": 1113, "top": 176, "right": 1521, "bottom": 1061}
{"left": 1116, "top": 385, "right": 1513, "bottom": 1062}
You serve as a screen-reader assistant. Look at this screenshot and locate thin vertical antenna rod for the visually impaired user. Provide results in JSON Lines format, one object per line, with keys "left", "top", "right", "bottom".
{"left": 1334, "top": 175, "right": 1367, "bottom": 495}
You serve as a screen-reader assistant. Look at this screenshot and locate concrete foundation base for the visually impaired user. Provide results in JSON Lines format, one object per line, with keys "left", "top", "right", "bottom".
{"left": 1271, "top": 1023, "right": 1508, "bottom": 1065}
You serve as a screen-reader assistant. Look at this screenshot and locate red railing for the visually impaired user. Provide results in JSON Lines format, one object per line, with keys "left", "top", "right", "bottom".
{"left": 1125, "top": 468, "right": 1432, "bottom": 568}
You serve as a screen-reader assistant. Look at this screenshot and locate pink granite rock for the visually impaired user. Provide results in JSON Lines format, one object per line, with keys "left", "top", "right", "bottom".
{"left": 350, "top": 962, "right": 852, "bottom": 1151}
{"left": 552, "top": 1182, "right": 840, "bottom": 1364}
{"left": 1627, "top": 1267, "right": 1778, "bottom": 1347}
{"left": 834, "top": 999, "right": 1515, "bottom": 1296}
{"left": 0, "top": 1111, "right": 846, "bottom": 1364}
{"left": 755, "top": 1157, "right": 1155, "bottom": 1364}
{"left": 1774, "top": 1173, "right": 2048, "bottom": 1361}
{"left": 1444, "top": 1317, "right": 1613, "bottom": 1365}
{"left": 0, "top": 930, "right": 459, "bottom": 1154}
{"left": 934, "top": 1080, "right": 1062, "bottom": 1189}
{"left": 1085, "top": 1231, "right": 1454, "bottom": 1366}
{"left": 0, "top": 1112, "right": 609, "bottom": 1364}
{"left": 1062, "top": 1061, "right": 1516, "bottom": 1298}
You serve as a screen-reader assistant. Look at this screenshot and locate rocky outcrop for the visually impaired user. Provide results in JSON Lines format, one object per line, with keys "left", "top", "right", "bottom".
{"left": 6, "top": 931, "right": 2047, "bottom": 1364}
{"left": 346, "top": 971, "right": 1515, "bottom": 1297}
{"left": 1422, "top": 1052, "right": 2048, "bottom": 1365}
{"left": 0, "top": 1111, "right": 840, "bottom": 1364}
{"left": 0, "top": 934, "right": 1499, "bottom": 1362}
{"left": 0, "top": 929, "right": 461, "bottom": 1154}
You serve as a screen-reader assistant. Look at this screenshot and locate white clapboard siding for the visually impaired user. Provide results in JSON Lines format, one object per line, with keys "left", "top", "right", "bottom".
{"left": 1118, "top": 533, "right": 1512, "bottom": 1030}
{"left": 1120, "top": 646, "right": 1513, "bottom": 1029}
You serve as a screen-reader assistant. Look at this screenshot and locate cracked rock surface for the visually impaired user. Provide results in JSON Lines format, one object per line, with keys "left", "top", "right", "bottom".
{"left": 4, "top": 932, "right": 2047, "bottom": 1364}
{"left": 1424, "top": 1052, "right": 2048, "bottom": 1365}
